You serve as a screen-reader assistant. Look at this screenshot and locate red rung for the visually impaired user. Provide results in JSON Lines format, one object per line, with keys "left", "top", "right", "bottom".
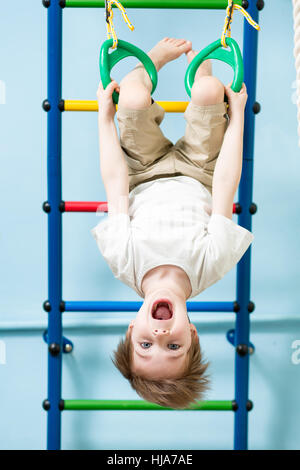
{"left": 65, "top": 201, "right": 236, "bottom": 214}
{"left": 64, "top": 201, "right": 108, "bottom": 212}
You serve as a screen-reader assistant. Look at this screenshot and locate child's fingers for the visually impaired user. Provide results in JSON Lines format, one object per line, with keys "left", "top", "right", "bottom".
{"left": 224, "top": 83, "right": 234, "bottom": 97}
{"left": 105, "top": 80, "right": 120, "bottom": 95}
{"left": 225, "top": 82, "right": 247, "bottom": 97}
{"left": 240, "top": 83, "right": 247, "bottom": 94}
{"left": 111, "top": 80, "right": 120, "bottom": 93}
{"left": 97, "top": 79, "right": 120, "bottom": 100}
{"left": 110, "top": 77, "right": 120, "bottom": 93}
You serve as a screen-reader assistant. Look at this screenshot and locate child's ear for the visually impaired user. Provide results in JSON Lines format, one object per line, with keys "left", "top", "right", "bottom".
{"left": 190, "top": 324, "right": 199, "bottom": 341}
{"left": 126, "top": 320, "right": 134, "bottom": 338}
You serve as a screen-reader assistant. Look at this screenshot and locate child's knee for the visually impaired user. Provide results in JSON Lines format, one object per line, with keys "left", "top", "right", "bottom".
{"left": 119, "top": 81, "right": 152, "bottom": 110}
{"left": 191, "top": 76, "right": 225, "bottom": 106}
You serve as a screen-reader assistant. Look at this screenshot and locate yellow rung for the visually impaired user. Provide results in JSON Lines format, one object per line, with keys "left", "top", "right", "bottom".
{"left": 64, "top": 100, "right": 99, "bottom": 111}
{"left": 64, "top": 100, "right": 189, "bottom": 113}
{"left": 157, "top": 101, "right": 189, "bottom": 113}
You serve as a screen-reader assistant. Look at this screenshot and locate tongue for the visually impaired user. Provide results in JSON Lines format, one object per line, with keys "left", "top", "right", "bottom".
{"left": 153, "top": 306, "right": 172, "bottom": 320}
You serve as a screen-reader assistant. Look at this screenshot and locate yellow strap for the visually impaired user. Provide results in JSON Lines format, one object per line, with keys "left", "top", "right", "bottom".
{"left": 221, "top": 0, "right": 260, "bottom": 48}
{"left": 105, "top": 0, "right": 134, "bottom": 50}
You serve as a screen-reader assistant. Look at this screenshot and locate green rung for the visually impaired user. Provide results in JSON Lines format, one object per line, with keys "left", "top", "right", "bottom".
{"left": 63, "top": 399, "right": 234, "bottom": 411}
{"left": 65, "top": 0, "right": 242, "bottom": 9}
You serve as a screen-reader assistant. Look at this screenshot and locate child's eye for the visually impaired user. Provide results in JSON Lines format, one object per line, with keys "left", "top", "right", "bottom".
{"left": 168, "top": 344, "right": 180, "bottom": 350}
{"left": 140, "top": 342, "right": 152, "bottom": 349}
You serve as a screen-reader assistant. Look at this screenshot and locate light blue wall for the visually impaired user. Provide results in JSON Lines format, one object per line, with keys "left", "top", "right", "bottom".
{"left": 0, "top": 0, "right": 300, "bottom": 450}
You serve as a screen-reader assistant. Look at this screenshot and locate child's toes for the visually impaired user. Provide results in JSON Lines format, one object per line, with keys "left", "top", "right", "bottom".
{"left": 175, "top": 39, "right": 186, "bottom": 46}
{"left": 186, "top": 50, "right": 196, "bottom": 59}
{"left": 179, "top": 40, "right": 192, "bottom": 53}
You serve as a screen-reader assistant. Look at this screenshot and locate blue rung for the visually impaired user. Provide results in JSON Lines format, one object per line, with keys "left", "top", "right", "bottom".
{"left": 63, "top": 300, "right": 236, "bottom": 312}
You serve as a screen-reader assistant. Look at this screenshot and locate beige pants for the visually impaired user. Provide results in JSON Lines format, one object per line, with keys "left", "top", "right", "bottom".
{"left": 116, "top": 99, "right": 228, "bottom": 194}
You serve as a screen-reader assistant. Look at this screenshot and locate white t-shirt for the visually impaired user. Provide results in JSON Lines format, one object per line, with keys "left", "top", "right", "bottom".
{"left": 91, "top": 176, "right": 254, "bottom": 299}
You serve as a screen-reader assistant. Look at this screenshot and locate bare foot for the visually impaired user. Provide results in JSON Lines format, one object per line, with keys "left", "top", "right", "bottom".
{"left": 186, "top": 49, "right": 212, "bottom": 81}
{"left": 148, "top": 38, "right": 192, "bottom": 72}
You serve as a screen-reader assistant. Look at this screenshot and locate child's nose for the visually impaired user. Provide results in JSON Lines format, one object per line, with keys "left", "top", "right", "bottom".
{"left": 153, "top": 329, "right": 169, "bottom": 336}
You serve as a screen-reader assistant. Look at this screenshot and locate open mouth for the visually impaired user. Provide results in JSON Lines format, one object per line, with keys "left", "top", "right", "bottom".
{"left": 151, "top": 298, "right": 173, "bottom": 320}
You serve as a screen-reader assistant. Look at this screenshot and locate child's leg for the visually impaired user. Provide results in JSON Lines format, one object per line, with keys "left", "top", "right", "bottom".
{"left": 118, "top": 65, "right": 153, "bottom": 110}
{"left": 117, "top": 65, "right": 172, "bottom": 182}
{"left": 190, "top": 76, "right": 225, "bottom": 107}
{"left": 119, "top": 38, "right": 192, "bottom": 109}
{"left": 186, "top": 50, "right": 224, "bottom": 106}
{"left": 174, "top": 54, "right": 228, "bottom": 194}
{"left": 117, "top": 38, "right": 192, "bottom": 191}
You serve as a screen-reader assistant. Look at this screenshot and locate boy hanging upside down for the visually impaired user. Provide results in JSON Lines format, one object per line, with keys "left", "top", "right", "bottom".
{"left": 91, "top": 38, "right": 254, "bottom": 409}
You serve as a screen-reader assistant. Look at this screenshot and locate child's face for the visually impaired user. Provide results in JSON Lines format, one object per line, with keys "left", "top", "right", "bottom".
{"left": 127, "top": 291, "right": 198, "bottom": 379}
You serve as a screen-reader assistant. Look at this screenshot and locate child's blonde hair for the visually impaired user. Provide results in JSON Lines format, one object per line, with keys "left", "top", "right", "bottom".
{"left": 112, "top": 330, "right": 210, "bottom": 409}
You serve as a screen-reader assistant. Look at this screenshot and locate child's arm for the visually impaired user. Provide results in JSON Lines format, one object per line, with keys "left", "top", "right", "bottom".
{"left": 211, "top": 83, "right": 248, "bottom": 220}
{"left": 96, "top": 80, "right": 129, "bottom": 215}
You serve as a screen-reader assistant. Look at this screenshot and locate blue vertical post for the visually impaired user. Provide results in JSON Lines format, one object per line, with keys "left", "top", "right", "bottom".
{"left": 46, "top": 0, "right": 63, "bottom": 450}
{"left": 234, "top": 0, "right": 259, "bottom": 450}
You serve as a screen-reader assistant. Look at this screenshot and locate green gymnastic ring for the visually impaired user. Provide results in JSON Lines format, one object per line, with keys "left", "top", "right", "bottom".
{"left": 185, "top": 37, "right": 244, "bottom": 97}
{"left": 99, "top": 39, "right": 158, "bottom": 104}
